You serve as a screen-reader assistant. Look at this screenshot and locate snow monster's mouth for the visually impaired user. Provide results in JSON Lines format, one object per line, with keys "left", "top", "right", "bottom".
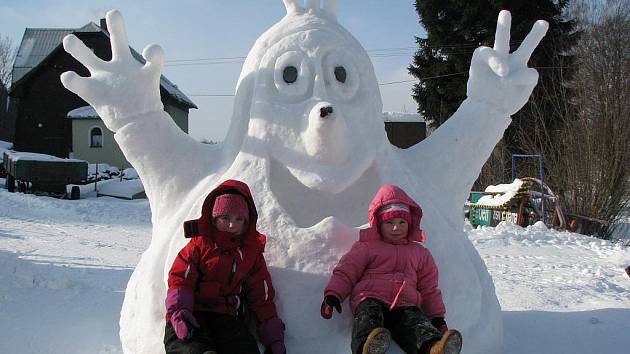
{"left": 268, "top": 156, "right": 381, "bottom": 228}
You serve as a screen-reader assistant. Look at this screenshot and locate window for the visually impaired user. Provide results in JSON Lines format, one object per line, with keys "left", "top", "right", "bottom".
{"left": 90, "top": 127, "right": 103, "bottom": 147}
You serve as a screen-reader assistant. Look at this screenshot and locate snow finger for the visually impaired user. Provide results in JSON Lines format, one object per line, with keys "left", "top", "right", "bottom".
{"left": 513, "top": 20, "right": 549, "bottom": 67}
{"left": 282, "top": 0, "right": 303, "bottom": 14}
{"left": 60, "top": 71, "right": 98, "bottom": 102}
{"left": 106, "top": 10, "right": 133, "bottom": 61}
{"left": 505, "top": 68, "right": 539, "bottom": 87}
{"left": 62, "top": 35, "right": 105, "bottom": 72}
{"left": 142, "top": 44, "right": 165, "bottom": 76}
{"left": 493, "top": 10, "right": 512, "bottom": 56}
{"left": 474, "top": 47, "right": 510, "bottom": 77}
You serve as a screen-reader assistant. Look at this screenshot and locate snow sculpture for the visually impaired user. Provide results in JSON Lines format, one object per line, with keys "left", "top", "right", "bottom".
{"left": 61, "top": 1, "right": 547, "bottom": 353}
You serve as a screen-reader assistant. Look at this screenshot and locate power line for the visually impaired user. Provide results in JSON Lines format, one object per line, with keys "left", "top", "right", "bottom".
{"left": 163, "top": 40, "right": 528, "bottom": 66}
{"left": 183, "top": 65, "right": 569, "bottom": 97}
{"left": 184, "top": 71, "right": 468, "bottom": 97}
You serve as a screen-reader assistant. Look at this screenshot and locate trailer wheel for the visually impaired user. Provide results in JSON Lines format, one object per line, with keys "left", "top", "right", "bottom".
{"left": 70, "top": 186, "right": 80, "bottom": 200}
{"left": 18, "top": 181, "right": 27, "bottom": 193}
{"left": 6, "top": 174, "right": 15, "bottom": 192}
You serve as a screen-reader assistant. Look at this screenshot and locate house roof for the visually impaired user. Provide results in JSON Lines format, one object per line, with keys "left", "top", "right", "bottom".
{"left": 67, "top": 105, "right": 98, "bottom": 119}
{"left": 11, "top": 22, "right": 197, "bottom": 109}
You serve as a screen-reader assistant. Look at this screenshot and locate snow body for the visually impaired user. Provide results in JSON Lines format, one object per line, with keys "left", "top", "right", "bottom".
{"left": 60, "top": 2, "right": 548, "bottom": 353}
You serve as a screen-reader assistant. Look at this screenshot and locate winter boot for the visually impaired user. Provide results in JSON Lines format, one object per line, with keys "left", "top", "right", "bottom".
{"left": 429, "top": 330, "right": 462, "bottom": 354}
{"left": 361, "top": 327, "right": 391, "bottom": 354}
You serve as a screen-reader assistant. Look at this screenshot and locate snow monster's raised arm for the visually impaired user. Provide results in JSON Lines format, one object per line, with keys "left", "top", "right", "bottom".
{"left": 61, "top": 10, "right": 210, "bottom": 202}
{"left": 406, "top": 11, "right": 548, "bottom": 213}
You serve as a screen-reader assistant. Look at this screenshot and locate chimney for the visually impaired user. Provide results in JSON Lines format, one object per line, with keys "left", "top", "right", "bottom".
{"left": 100, "top": 18, "right": 108, "bottom": 32}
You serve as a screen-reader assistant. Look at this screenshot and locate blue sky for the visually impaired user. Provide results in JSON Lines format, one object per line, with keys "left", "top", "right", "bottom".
{"left": 0, "top": 0, "right": 426, "bottom": 141}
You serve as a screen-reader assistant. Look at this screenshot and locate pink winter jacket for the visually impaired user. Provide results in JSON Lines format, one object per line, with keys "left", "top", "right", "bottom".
{"left": 324, "top": 184, "right": 446, "bottom": 318}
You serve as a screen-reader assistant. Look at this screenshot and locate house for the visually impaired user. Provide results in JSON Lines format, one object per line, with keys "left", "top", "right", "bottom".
{"left": 0, "top": 81, "right": 10, "bottom": 142}
{"left": 67, "top": 105, "right": 132, "bottom": 168}
{"left": 383, "top": 111, "right": 426, "bottom": 149}
{"left": 7, "top": 20, "right": 196, "bottom": 165}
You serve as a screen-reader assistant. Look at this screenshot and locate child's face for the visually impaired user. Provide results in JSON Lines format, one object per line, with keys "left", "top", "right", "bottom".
{"left": 380, "top": 217, "right": 409, "bottom": 242}
{"left": 214, "top": 215, "right": 246, "bottom": 235}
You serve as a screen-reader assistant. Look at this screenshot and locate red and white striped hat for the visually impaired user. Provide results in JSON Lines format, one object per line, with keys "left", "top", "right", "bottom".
{"left": 377, "top": 203, "right": 411, "bottom": 224}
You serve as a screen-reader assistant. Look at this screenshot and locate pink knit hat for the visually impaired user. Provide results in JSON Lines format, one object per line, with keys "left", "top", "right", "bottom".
{"left": 378, "top": 203, "right": 411, "bottom": 225}
{"left": 212, "top": 194, "right": 249, "bottom": 221}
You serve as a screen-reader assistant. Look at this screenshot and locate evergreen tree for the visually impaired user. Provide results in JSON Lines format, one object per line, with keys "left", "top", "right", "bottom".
{"left": 409, "top": 0, "right": 578, "bottom": 136}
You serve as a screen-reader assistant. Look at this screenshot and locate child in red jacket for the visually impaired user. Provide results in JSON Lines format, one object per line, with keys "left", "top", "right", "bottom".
{"left": 165, "top": 179, "right": 285, "bottom": 354}
{"left": 321, "top": 184, "right": 462, "bottom": 354}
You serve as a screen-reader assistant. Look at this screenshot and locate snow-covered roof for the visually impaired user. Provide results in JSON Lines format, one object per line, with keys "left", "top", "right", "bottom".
{"left": 383, "top": 111, "right": 425, "bottom": 123}
{"left": 473, "top": 178, "right": 529, "bottom": 207}
{"left": 67, "top": 105, "right": 99, "bottom": 119}
{"left": 0, "top": 139, "right": 13, "bottom": 163}
{"left": 11, "top": 22, "right": 197, "bottom": 109}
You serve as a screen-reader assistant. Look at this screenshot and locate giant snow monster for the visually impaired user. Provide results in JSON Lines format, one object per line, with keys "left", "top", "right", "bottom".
{"left": 61, "top": 1, "right": 547, "bottom": 353}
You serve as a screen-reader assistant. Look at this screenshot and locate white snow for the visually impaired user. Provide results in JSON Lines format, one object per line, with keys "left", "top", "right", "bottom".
{"left": 96, "top": 179, "right": 145, "bottom": 200}
{"left": 0, "top": 187, "right": 628, "bottom": 354}
{"left": 4, "top": 150, "right": 85, "bottom": 163}
{"left": 476, "top": 179, "right": 525, "bottom": 207}
{"left": 67, "top": 105, "right": 99, "bottom": 119}
{"left": 0, "top": 140, "right": 12, "bottom": 163}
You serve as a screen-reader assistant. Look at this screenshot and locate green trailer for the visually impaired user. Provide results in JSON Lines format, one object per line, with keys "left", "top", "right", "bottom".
{"left": 3, "top": 151, "right": 88, "bottom": 199}
{"left": 467, "top": 178, "right": 565, "bottom": 229}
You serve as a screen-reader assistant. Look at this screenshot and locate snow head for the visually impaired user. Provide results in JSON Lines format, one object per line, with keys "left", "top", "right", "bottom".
{"left": 229, "top": 0, "right": 385, "bottom": 193}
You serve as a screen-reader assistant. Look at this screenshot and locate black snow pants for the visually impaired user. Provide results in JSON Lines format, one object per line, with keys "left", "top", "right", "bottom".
{"left": 164, "top": 311, "right": 260, "bottom": 354}
{"left": 351, "top": 299, "right": 442, "bottom": 354}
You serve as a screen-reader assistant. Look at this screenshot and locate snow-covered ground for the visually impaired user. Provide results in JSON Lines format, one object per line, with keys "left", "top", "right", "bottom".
{"left": 0, "top": 183, "right": 628, "bottom": 354}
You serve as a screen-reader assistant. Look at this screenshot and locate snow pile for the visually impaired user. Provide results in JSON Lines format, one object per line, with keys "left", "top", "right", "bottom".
{"left": 97, "top": 179, "right": 145, "bottom": 200}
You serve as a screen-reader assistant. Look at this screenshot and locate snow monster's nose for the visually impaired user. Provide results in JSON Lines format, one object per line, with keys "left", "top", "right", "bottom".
{"left": 320, "top": 106, "right": 334, "bottom": 118}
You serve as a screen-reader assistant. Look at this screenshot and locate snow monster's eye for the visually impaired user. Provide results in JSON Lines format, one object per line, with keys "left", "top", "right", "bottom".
{"left": 324, "top": 52, "right": 359, "bottom": 102}
{"left": 283, "top": 66, "right": 298, "bottom": 84}
{"left": 273, "top": 51, "right": 312, "bottom": 102}
{"left": 334, "top": 66, "right": 346, "bottom": 83}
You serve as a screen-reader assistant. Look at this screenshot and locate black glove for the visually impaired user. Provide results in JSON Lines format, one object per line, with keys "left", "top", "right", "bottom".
{"left": 430, "top": 317, "right": 448, "bottom": 334}
{"left": 320, "top": 295, "right": 342, "bottom": 319}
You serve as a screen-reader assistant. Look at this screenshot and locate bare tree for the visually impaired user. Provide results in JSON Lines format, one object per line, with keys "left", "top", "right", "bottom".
{"left": 557, "top": 0, "right": 630, "bottom": 237}
{"left": 0, "top": 35, "right": 15, "bottom": 88}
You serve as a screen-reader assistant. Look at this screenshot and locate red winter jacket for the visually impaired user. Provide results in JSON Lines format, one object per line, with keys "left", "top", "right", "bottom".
{"left": 324, "top": 184, "right": 446, "bottom": 318}
{"left": 167, "top": 180, "right": 278, "bottom": 322}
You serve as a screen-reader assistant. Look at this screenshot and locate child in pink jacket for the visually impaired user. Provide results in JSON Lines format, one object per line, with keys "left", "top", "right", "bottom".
{"left": 321, "top": 184, "right": 462, "bottom": 354}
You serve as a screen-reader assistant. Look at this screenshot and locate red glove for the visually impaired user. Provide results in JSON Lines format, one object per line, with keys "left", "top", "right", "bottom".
{"left": 320, "top": 295, "right": 342, "bottom": 319}
{"left": 258, "top": 317, "right": 286, "bottom": 354}
{"left": 165, "top": 289, "right": 199, "bottom": 340}
{"left": 170, "top": 308, "right": 200, "bottom": 340}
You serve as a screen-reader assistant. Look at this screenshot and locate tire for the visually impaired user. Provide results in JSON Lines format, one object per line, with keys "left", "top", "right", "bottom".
{"left": 6, "top": 174, "right": 15, "bottom": 192}
{"left": 70, "top": 186, "right": 80, "bottom": 200}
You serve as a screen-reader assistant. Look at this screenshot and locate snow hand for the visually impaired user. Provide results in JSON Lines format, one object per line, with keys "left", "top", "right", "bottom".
{"left": 60, "top": 10, "right": 164, "bottom": 132}
{"left": 467, "top": 10, "right": 548, "bottom": 116}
